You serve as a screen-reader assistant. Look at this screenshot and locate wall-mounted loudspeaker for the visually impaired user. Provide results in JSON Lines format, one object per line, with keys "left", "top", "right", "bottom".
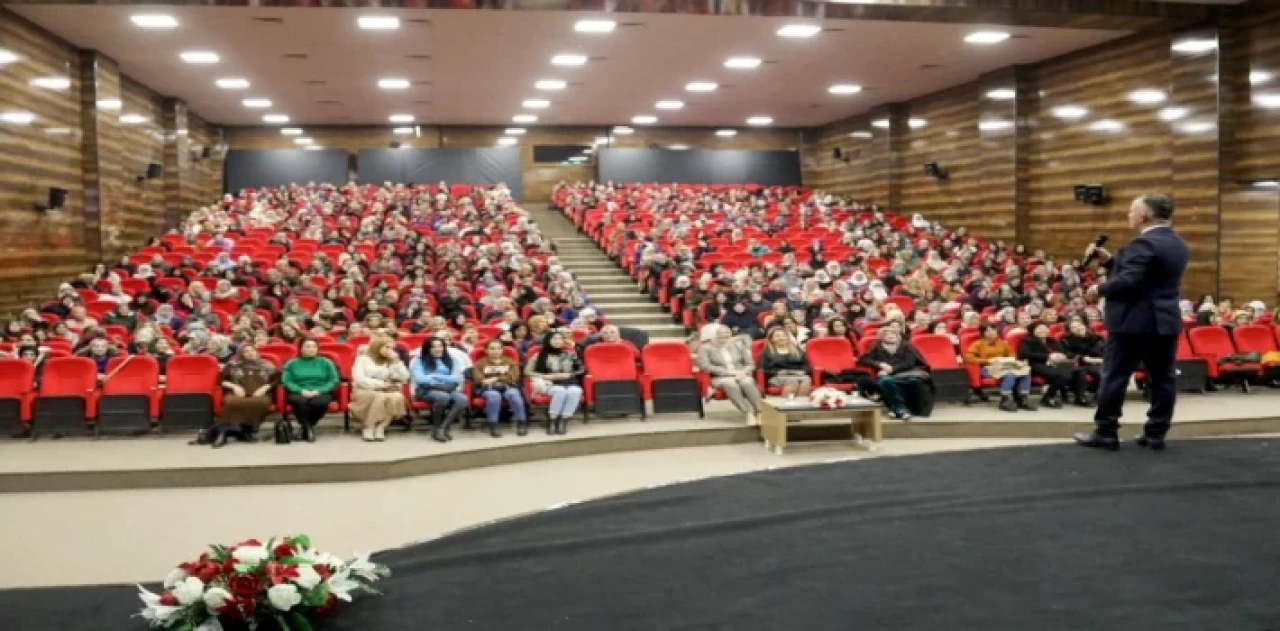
{"left": 146, "top": 163, "right": 163, "bottom": 179}
{"left": 1074, "top": 184, "right": 1107, "bottom": 206}
{"left": 201, "top": 146, "right": 212, "bottom": 159}
{"left": 924, "top": 162, "right": 949, "bottom": 180}
{"left": 37, "top": 187, "right": 67, "bottom": 211}
{"left": 389, "top": 141, "right": 402, "bottom": 149}
{"left": 832, "top": 148, "right": 843, "bottom": 159}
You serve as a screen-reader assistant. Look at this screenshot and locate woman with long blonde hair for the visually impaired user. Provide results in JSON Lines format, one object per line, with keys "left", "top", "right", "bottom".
{"left": 350, "top": 337, "right": 411, "bottom": 442}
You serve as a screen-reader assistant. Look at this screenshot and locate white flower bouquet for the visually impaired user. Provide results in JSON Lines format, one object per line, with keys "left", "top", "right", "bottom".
{"left": 809, "top": 386, "right": 853, "bottom": 409}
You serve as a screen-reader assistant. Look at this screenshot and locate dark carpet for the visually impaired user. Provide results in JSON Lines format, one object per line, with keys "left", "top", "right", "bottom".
{"left": 6, "top": 438, "right": 1280, "bottom": 631}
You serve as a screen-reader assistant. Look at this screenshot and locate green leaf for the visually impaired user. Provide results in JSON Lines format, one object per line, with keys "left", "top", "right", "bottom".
{"left": 210, "top": 545, "right": 230, "bottom": 562}
{"left": 275, "top": 614, "right": 293, "bottom": 631}
{"left": 289, "top": 534, "right": 312, "bottom": 549}
{"left": 234, "top": 563, "right": 257, "bottom": 574}
{"left": 278, "top": 556, "right": 309, "bottom": 566}
{"left": 174, "top": 623, "right": 194, "bottom": 631}
{"left": 289, "top": 612, "right": 316, "bottom": 631}
{"left": 302, "top": 583, "right": 330, "bottom": 607}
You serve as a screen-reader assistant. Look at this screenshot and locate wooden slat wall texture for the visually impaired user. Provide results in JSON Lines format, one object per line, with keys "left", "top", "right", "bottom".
{"left": 112, "top": 75, "right": 166, "bottom": 262}
{"left": 187, "top": 113, "right": 224, "bottom": 219}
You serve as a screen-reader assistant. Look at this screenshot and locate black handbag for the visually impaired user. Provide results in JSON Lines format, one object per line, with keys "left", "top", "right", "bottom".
{"left": 274, "top": 420, "right": 294, "bottom": 445}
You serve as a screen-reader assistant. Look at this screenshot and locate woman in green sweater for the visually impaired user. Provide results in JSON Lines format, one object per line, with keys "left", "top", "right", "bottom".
{"left": 282, "top": 338, "right": 340, "bottom": 442}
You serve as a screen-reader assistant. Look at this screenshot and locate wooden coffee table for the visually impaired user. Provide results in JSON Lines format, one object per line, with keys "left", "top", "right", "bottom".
{"left": 759, "top": 399, "right": 883, "bottom": 455}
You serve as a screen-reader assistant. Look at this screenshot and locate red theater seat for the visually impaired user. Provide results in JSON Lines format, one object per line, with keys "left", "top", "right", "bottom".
{"left": 583, "top": 343, "right": 645, "bottom": 419}
{"left": 161, "top": 355, "right": 222, "bottom": 431}
{"left": 31, "top": 357, "right": 99, "bottom": 437}
{"left": 806, "top": 337, "right": 858, "bottom": 391}
{"left": 98, "top": 355, "right": 161, "bottom": 434}
{"left": 0, "top": 359, "right": 35, "bottom": 433}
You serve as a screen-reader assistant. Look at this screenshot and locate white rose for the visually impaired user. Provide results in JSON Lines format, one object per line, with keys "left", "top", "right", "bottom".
{"left": 172, "top": 576, "right": 205, "bottom": 606}
{"left": 203, "top": 586, "right": 232, "bottom": 613}
{"left": 163, "top": 568, "right": 188, "bottom": 589}
{"left": 291, "top": 565, "right": 322, "bottom": 590}
{"left": 267, "top": 583, "right": 302, "bottom": 611}
{"left": 232, "top": 545, "right": 269, "bottom": 566}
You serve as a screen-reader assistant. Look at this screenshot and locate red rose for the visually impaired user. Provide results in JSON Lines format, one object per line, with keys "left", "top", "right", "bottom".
{"left": 226, "top": 595, "right": 256, "bottom": 620}
{"left": 194, "top": 561, "right": 222, "bottom": 583}
{"left": 236, "top": 538, "right": 263, "bottom": 548}
{"left": 222, "top": 558, "right": 237, "bottom": 574}
{"left": 313, "top": 564, "right": 331, "bottom": 580}
{"left": 159, "top": 591, "right": 178, "bottom": 607}
{"left": 263, "top": 561, "right": 299, "bottom": 586}
{"left": 228, "top": 574, "right": 262, "bottom": 598}
{"left": 314, "top": 593, "right": 339, "bottom": 616}
{"left": 273, "top": 542, "right": 295, "bottom": 559}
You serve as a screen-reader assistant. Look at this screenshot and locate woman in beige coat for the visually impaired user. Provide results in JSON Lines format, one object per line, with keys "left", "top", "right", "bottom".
{"left": 697, "top": 324, "right": 765, "bottom": 424}
{"left": 350, "top": 337, "right": 411, "bottom": 442}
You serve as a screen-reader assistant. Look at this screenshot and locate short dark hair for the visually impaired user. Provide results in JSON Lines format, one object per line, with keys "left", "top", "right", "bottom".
{"left": 1139, "top": 195, "right": 1175, "bottom": 221}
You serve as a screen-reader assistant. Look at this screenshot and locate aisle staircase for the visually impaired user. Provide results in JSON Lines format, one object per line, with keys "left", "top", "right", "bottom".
{"left": 531, "top": 209, "right": 687, "bottom": 340}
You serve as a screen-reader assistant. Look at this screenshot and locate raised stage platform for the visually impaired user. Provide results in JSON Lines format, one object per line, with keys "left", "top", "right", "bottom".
{"left": 2, "top": 391, "right": 1278, "bottom": 493}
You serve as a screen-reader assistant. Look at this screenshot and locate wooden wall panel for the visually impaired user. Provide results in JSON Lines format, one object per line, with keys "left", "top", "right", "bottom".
{"left": 1234, "top": 7, "right": 1280, "bottom": 182}
{"left": 897, "top": 85, "right": 989, "bottom": 238}
{"left": 0, "top": 10, "right": 86, "bottom": 314}
{"left": 1219, "top": 187, "right": 1279, "bottom": 303}
{"left": 112, "top": 75, "right": 165, "bottom": 261}
{"left": 800, "top": 112, "right": 883, "bottom": 203}
{"left": 187, "top": 112, "right": 223, "bottom": 216}
{"left": 223, "top": 125, "right": 439, "bottom": 152}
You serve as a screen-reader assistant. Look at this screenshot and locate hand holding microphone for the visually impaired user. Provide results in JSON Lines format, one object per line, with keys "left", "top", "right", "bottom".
{"left": 1083, "top": 234, "right": 1111, "bottom": 266}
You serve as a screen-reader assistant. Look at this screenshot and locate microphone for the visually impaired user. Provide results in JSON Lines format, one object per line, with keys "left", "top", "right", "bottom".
{"left": 1082, "top": 234, "right": 1109, "bottom": 267}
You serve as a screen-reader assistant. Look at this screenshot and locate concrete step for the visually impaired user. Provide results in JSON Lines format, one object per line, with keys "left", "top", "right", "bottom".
{"left": 566, "top": 264, "right": 625, "bottom": 273}
{"left": 587, "top": 291, "right": 652, "bottom": 302}
{"left": 597, "top": 302, "right": 672, "bottom": 315}
{"left": 636, "top": 324, "right": 690, "bottom": 339}
{"left": 599, "top": 312, "right": 680, "bottom": 327}
{"left": 575, "top": 274, "right": 634, "bottom": 284}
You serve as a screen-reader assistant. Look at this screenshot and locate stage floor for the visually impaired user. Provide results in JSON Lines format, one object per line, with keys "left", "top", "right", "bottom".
{"left": 5, "top": 437, "right": 1279, "bottom": 630}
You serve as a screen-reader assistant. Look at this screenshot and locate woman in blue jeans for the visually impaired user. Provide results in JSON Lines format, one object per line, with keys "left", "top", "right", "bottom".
{"left": 471, "top": 340, "right": 528, "bottom": 437}
{"left": 525, "top": 331, "right": 585, "bottom": 435}
{"left": 411, "top": 338, "right": 468, "bottom": 442}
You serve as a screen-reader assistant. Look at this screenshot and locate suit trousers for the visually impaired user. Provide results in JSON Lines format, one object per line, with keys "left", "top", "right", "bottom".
{"left": 1094, "top": 333, "right": 1178, "bottom": 438}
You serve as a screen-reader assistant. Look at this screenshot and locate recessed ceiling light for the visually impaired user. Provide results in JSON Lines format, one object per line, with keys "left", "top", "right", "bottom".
{"left": 850, "top": 131, "right": 873, "bottom": 138}
{"left": 504, "top": 128, "right": 527, "bottom": 136}
{"left": 1177, "top": 121, "right": 1216, "bottom": 134}
{"left": 632, "top": 115, "right": 657, "bottom": 124}
{"left": 1128, "top": 89, "right": 1167, "bottom": 104}
{"left": 716, "top": 129, "right": 737, "bottom": 137}
{"left": 180, "top": 51, "right": 219, "bottom": 64}
{"left": 1051, "top": 105, "right": 1089, "bottom": 119}
{"left": 389, "top": 114, "right": 415, "bottom": 123}
{"left": 378, "top": 78, "right": 410, "bottom": 90}
{"left": 746, "top": 116, "right": 773, "bottom": 126}
{"left": 655, "top": 100, "right": 684, "bottom": 110}
{"left": 0, "top": 111, "right": 35, "bottom": 125}
{"left": 216, "top": 78, "right": 250, "bottom": 89}
{"left": 551, "top": 54, "right": 588, "bottom": 66}
{"left": 497, "top": 136, "right": 519, "bottom": 146}
{"left": 978, "top": 119, "right": 1013, "bottom": 131}
{"left": 828, "top": 84, "right": 862, "bottom": 95}
{"left": 0, "top": 49, "right": 18, "bottom": 65}
{"left": 1158, "top": 106, "right": 1190, "bottom": 121}
{"left": 986, "top": 88, "right": 1016, "bottom": 100}
{"left": 574, "top": 19, "right": 616, "bottom": 33}
{"left": 44, "top": 127, "right": 71, "bottom": 135}
{"left": 281, "top": 128, "right": 303, "bottom": 136}
{"left": 725, "top": 57, "right": 762, "bottom": 69}
{"left": 593, "top": 136, "right": 609, "bottom": 145}
{"left": 1089, "top": 119, "right": 1125, "bottom": 132}
{"left": 29, "top": 77, "right": 70, "bottom": 90}
{"left": 522, "top": 99, "right": 551, "bottom": 109}
{"left": 685, "top": 81, "right": 718, "bottom": 92}
{"left": 582, "top": 148, "right": 595, "bottom": 154}
{"left": 909, "top": 118, "right": 928, "bottom": 129}
{"left": 130, "top": 14, "right": 177, "bottom": 28}
{"left": 97, "top": 99, "right": 122, "bottom": 111}
{"left": 777, "top": 24, "right": 821, "bottom": 38}
{"left": 242, "top": 98, "right": 272, "bottom": 108}
{"left": 1254, "top": 93, "right": 1280, "bottom": 108}
{"left": 1172, "top": 38, "right": 1217, "bottom": 53}
{"left": 1252, "top": 180, "right": 1280, "bottom": 189}
{"left": 263, "top": 114, "right": 289, "bottom": 124}
{"left": 358, "top": 16, "right": 400, "bottom": 30}
{"left": 304, "top": 145, "right": 323, "bottom": 151}
{"left": 535, "top": 79, "right": 566, "bottom": 90}
{"left": 392, "top": 127, "right": 415, "bottom": 135}
{"left": 965, "top": 31, "right": 1010, "bottom": 45}
{"left": 612, "top": 126, "right": 634, "bottom": 135}
{"left": 669, "top": 144, "right": 691, "bottom": 150}
{"left": 513, "top": 114, "right": 538, "bottom": 123}
{"left": 119, "top": 114, "right": 149, "bottom": 125}
{"left": 294, "top": 137, "right": 313, "bottom": 145}
{"left": 871, "top": 119, "right": 890, "bottom": 129}
{"left": 1251, "top": 70, "right": 1273, "bottom": 85}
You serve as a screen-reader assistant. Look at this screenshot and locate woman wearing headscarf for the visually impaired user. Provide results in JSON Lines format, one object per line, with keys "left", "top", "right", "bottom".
{"left": 524, "top": 331, "right": 585, "bottom": 435}
{"left": 351, "top": 336, "right": 411, "bottom": 442}
{"left": 697, "top": 324, "right": 764, "bottom": 425}
{"left": 202, "top": 344, "right": 278, "bottom": 448}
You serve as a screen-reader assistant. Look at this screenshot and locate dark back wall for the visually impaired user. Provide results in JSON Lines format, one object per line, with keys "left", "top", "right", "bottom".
{"left": 223, "top": 149, "right": 350, "bottom": 194}
{"left": 357, "top": 147, "right": 523, "bottom": 200}
{"left": 597, "top": 149, "right": 802, "bottom": 186}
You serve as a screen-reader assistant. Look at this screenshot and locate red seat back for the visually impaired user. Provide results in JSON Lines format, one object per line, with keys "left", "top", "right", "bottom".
{"left": 1232, "top": 325, "right": 1277, "bottom": 354}
{"left": 1006, "top": 329, "right": 1029, "bottom": 354}
{"left": 318, "top": 343, "right": 356, "bottom": 379}
{"left": 102, "top": 355, "right": 160, "bottom": 395}
{"left": 805, "top": 337, "right": 856, "bottom": 373}
{"left": 1188, "top": 326, "right": 1237, "bottom": 357}
{"left": 913, "top": 334, "right": 960, "bottom": 369}
{"left": 584, "top": 343, "right": 639, "bottom": 380}
{"left": 0, "top": 359, "right": 35, "bottom": 396}
{"left": 258, "top": 343, "right": 298, "bottom": 363}
{"left": 640, "top": 341, "right": 695, "bottom": 379}
{"left": 165, "top": 355, "right": 221, "bottom": 395}
{"left": 40, "top": 357, "right": 98, "bottom": 396}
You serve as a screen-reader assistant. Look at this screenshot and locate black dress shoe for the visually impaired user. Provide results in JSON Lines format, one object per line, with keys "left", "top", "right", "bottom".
{"left": 1135, "top": 435, "right": 1166, "bottom": 451}
{"left": 1074, "top": 432, "right": 1119, "bottom": 451}
{"left": 302, "top": 424, "right": 316, "bottom": 443}
{"left": 1041, "top": 396, "right": 1063, "bottom": 409}
{"left": 211, "top": 429, "right": 229, "bottom": 449}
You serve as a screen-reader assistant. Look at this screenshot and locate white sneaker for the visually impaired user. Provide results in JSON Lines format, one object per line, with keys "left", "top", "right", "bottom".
{"left": 362, "top": 427, "right": 376, "bottom": 442}
{"left": 374, "top": 425, "right": 386, "bottom": 441}
{"left": 746, "top": 413, "right": 759, "bottom": 426}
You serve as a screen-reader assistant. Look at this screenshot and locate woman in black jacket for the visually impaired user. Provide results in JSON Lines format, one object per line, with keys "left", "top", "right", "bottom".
{"left": 856, "top": 327, "right": 931, "bottom": 420}
{"left": 1060, "top": 318, "right": 1104, "bottom": 406}
{"left": 1017, "top": 322, "right": 1073, "bottom": 408}
{"left": 720, "top": 301, "right": 761, "bottom": 340}
{"left": 760, "top": 327, "right": 811, "bottom": 397}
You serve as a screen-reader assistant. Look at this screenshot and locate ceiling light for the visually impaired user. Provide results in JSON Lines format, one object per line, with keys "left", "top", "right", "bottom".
{"left": 1252, "top": 180, "right": 1280, "bottom": 189}
{"left": 655, "top": 100, "right": 684, "bottom": 110}
{"left": 1172, "top": 38, "right": 1217, "bottom": 53}
{"left": 358, "top": 16, "right": 400, "bottom": 30}
{"left": 593, "top": 136, "right": 609, "bottom": 145}
{"left": 1088, "top": 119, "right": 1125, "bottom": 132}
{"left": 389, "top": 114, "right": 414, "bottom": 123}
{"left": 986, "top": 88, "right": 1016, "bottom": 100}
{"left": 909, "top": 118, "right": 928, "bottom": 129}
{"left": 294, "top": 137, "right": 313, "bottom": 145}
{"left": 131, "top": 14, "right": 177, "bottom": 28}
{"left": 669, "top": 144, "right": 691, "bottom": 150}
{"left": 612, "top": 126, "right": 634, "bottom": 135}
{"left": 29, "top": 77, "right": 70, "bottom": 90}
{"left": 304, "top": 145, "right": 323, "bottom": 151}
{"left": 746, "top": 116, "right": 773, "bottom": 126}
{"left": 716, "top": 129, "right": 737, "bottom": 137}
{"left": 1177, "top": 121, "right": 1216, "bottom": 134}
{"left": 777, "top": 24, "right": 821, "bottom": 38}
{"left": 44, "top": 127, "right": 71, "bottom": 135}
{"left": 828, "top": 84, "right": 862, "bottom": 95}
{"left": 965, "top": 31, "right": 1010, "bottom": 45}
{"left": 497, "top": 137, "right": 519, "bottom": 146}
{"left": 512, "top": 114, "right": 538, "bottom": 123}
{"left": 119, "top": 114, "right": 149, "bottom": 125}
{"left": 1128, "top": 89, "right": 1167, "bottom": 104}
{"left": 978, "top": 119, "right": 1013, "bottom": 131}
{"left": 583, "top": 148, "right": 594, "bottom": 154}
{"left": 1051, "top": 105, "right": 1089, "bottom": 119}
{"left": 1253, "top": 93, "right": 1280, "bottom": 108}
{"left": 871, "top": 119, "right": 890, "bottom": 129}
{"left": 216, "top": 78, "right": 249, "bottom": 89}
{"left": 725, "top": 57, "right": 762, "bottom": 69}
{"left": 97, "top": 99, "right": 122, "bottom": 111}
{"left": 1251, "top": 71, "right": 1273, "bottom": 85}
{"left": 378, "top": 78, "right": 410, "bottom": 89}
{"left": 567, "top": 156, "right": 587, "bottom": 163}
{"left": 504, "top": 128, "right": 527, "bottom": 136}
{"left": 0, "top": 111, "right": 35, "bottom": 125}
{"left": 392, "top": 127, "right": 415, "bottom": 135}
{"left": 1158, "top": 106, "right": 1190, "bottom": 121}
{"left": 632, "top": 115, "right": 657, "bottom": 124}
{"left": 535, "top": 79, "right": 566, "bottom": 90}
{"left": 522, "top": 99, "right": 551, "bottom": 109}
{"left": 850, "top": 131, "right": 873, "bottom": 139}
{"left": 551, "top": 54, "right": 588, "bottom": 66}
{"left": 263, "top": 114, "right": 290, "bottom": 124}
{"left": 242, "top": 99, "right": 272, "bottom": 108}
{"left": 0, "top": 49, "right": 17, "bottom": 65}
{"left": 281, "top": 128, "right": 303, "bottom": 136}
{"left": 685, "top": 81, "right": 718, "bottom": 92}
{"left": 180, "top": 51, "right": 219, "bottom": 64}
{"left": 574, "top": 19, "right": 616, "bottom": 34}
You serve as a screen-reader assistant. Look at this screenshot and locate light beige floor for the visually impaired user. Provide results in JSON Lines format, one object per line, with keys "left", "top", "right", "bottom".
{"left": 0, "top": 438, "right": 1056, "bottom": 589}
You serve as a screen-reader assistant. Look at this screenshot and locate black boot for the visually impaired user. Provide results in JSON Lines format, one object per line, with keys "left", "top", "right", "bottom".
{"left": 301, "top": 422, "right": 316, "bottom": 443}
{"left": 547, "top": 416, "right": 558, "bottom": 435}
{"left": 974, "top": 389, "right": 991, "bottom": 403}
{"left": 441, "top": 406, "right": 464, "bottom": 441}
{"left": 189, "top": 427, "right": 214, "bottom": 446}
{"left": 1040, "top": 387, "right": 1062, "bottom": 409}
{"left": 998, "top": 395, "right": 1018, "bottom": 412}
{"left": 557, "top": 416, "right": 569, "bottom": 435}
{"left": 516, "top": 421, "right": 528, "bottom": 437}
{"left": 488, "top": 423, "right": 502, "bottom": 438}
{"left": 211, "top": 428, "right": 229, "bottom": 449}
{"left": 1015, "top": 392, "right": 1038, "bottom": 411}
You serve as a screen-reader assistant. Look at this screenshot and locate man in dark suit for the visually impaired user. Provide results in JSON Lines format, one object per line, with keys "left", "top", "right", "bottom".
{"left": 1075, "top": 194, "right": 1189, "bottom": 452}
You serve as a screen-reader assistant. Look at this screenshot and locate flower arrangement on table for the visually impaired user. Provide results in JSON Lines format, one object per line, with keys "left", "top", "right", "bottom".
{"left": 137, "top": 534, "right": 389, "bottom": 631}
{"left": 809, "top": 387, "right": 854, "bottom": 409}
